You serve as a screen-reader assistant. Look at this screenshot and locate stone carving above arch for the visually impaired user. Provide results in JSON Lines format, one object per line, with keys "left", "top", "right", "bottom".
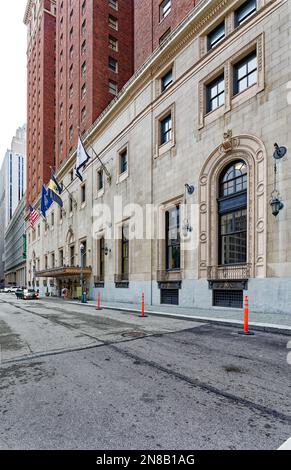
{"left": 198, "top": 133, "right": 267, "bottom": 280}
{"left": 66, "top": 227, "right": 75, "bottom": 246}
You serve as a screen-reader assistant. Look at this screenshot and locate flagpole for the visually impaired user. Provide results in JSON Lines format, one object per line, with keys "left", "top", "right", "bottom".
{"left": 90, "top": 145, "right": 112, "bottom": 185}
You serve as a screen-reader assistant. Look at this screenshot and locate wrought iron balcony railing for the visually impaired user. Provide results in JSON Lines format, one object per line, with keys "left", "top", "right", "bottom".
{"left": 207, "top": 264, "right": 252, "bottom": 281}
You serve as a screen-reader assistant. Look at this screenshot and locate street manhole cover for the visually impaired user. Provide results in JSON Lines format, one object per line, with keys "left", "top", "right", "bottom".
{"left": 122, "top": 331, "right": 145, "bottom": 339}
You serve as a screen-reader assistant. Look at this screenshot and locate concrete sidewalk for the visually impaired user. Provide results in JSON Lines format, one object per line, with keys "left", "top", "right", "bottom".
{"left": 57, "top": 298, "right": 291, "bottom": 335}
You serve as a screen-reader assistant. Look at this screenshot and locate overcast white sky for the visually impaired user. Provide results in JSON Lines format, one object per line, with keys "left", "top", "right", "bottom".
{"left": 0, "top": 0, "right": 27, "bottom": 165}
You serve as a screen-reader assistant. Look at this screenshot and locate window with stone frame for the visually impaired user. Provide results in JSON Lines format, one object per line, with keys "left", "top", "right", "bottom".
{"left": 165, "top": 206, "right": 181, "bottom": 271}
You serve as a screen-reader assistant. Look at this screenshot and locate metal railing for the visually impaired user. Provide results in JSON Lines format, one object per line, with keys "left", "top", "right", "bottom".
{"left": 207, "top": 264, "right": 252, "bottom": 280}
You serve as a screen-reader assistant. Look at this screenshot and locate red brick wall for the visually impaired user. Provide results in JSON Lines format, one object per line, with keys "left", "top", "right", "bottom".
{"left": 55, "top": 0, "right": 134, "bottom": 168}
{"left": 134, "top": 0, "right": 199, "bottom": 71}
{"left": 26, "top": 1, "right": 56, "bottom": 206}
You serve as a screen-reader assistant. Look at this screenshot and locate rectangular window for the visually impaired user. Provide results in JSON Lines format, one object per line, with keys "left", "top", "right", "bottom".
{"left": 207, "top": 22, "right": 225, "bottom": 50}
{"left": 98, "top": 169, "right": 104, "bottom": 191}
{"left": 51, "top": 212, "right": 54, "bottom": 227}
{"left": 81, "top": 20, "right": 86, "bottom": 35}
{"left": 81, "top": 106, "right": 86, "bottom": 122}
{"left": 69, "top": 196, "right": 73, "bottom": 213}
{"left": 235, "top": 0, "right": 257, "bottom": 26}
{"left": 69, "top": 126, "right": 73, "bottom": 140}
{"left": 121, "top": 226, "right": 129, "bottom": 278}
{"left": 81, "top": 241, "right": 87, "bottom": 267}
{"left": 109, "top": 56, "right": 118, "bottom": 73}
{"left": 213, "top": 290, "right": 243, "bottom": 309}
{"left": 70, "top": 245, "right": 75, "bottom": 266}
{"left": 81, "top": 184, "right": 86, "bottom": 203}
{"left": 160, "top": 114, "right": 172, "bottom": 145}
{"left": 59, "top": 250, "right": 64, "bottom": 267}
{"left": 161, "top": 69, "right": 173, "bottom": 92}
{"left": 81, "top": 83, "right": 86, "bottom": 99}
{"left": 159, "top": 28, "right": 171, "bottom": 45}
{"left": 233, "top": 51, "right": 257, "bottom": 95}
{"left": 51, "top": 253, "right": 55, "bottom": 268}
{"left": 109, "top": 35, "right": 118, "bottom": 51}
{"left": 165, "top": 206, "right": 180, "bottom": 271}
{"left": 109, "top": 80, "right": 118, "bottom": 95}
{"left": 109, "top": 15, "right": 118, "bottom": 30}
{"left": 81, "top": 61, "right": 86, "bottom": 76}
{"left": 81, "top": 40, "right": 86, "bottom": 55}
{"left": 219, "top": 209, "right": 247, "bottom": 265}
{"left": 109, "top": 0, "right": 118, "bottom": 9}
{"left": 160, "top": 0, "right": 171, "bottom": 21}
{"left": 99, "top": 237, "right": 105, "bottom": 281}
{"left": 119, "top": 149, "right": 128, "bottom": 175}
{"left": 206, "top": 75, "right": 225, "bottom": 113}
{"left": 82, "top": 0, "right": 86, "bottom": 15}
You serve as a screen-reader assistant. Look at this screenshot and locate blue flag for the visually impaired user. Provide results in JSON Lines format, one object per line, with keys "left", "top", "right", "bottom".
{"left": 41, "top": 185, "right": 53, "bottom": 218}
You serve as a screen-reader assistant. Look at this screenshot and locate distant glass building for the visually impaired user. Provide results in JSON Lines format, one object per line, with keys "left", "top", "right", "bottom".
{"left": 4, "top": 195, "right": 27, "bottom": 288}
{"left": 0, "top": 125, "right": 26, "bottom": 286}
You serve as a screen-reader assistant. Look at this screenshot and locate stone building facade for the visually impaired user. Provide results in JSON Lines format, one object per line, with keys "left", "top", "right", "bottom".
{"left": 4, "top": 196, "right": 27, "bottom": 288}
{"left": 27, "top": 0, "right": 291, "bottom": 315}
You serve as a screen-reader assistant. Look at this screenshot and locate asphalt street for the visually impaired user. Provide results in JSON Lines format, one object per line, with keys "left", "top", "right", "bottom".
{"left": 0, "top": 293, "right": 290, "bottom": 450}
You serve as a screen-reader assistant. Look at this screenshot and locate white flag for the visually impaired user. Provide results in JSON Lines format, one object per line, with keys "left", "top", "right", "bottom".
{"left": 75, "top": 134, "right": 90, "bottom": 181}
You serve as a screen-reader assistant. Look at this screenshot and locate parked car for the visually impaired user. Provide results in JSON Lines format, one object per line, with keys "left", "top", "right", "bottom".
{"left": 3, "top": 287, "right": 14, "bottom": 293}
{"left": 11, "top": 286, "right": 21, "bottom": 293}
{"left": 23, "top": 289, "right": 39, "bottom": 300}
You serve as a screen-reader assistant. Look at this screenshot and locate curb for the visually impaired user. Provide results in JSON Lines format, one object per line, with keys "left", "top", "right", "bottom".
{"left": 65, "top": 300, "right": 291, "bottom": 336}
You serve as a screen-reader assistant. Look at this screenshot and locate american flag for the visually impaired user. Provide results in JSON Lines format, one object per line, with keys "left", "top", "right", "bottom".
{"left": 29, "top": 205, "right": 38, "bottom": 230}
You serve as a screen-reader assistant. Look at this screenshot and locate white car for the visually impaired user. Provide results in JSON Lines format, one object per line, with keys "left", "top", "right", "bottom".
{"left": 3, "top": 287, "right": 14, "bottom": 293}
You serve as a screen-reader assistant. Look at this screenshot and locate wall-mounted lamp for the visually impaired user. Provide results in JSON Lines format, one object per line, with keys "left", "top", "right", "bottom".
{"left": 104, "top": 246, "right": 111, "bottom": 256}
{"left": 270, "top": 143, "right": 287, "bottom": 217}
{"left": 185, "top": 184, "right": 195, "bottom": 195}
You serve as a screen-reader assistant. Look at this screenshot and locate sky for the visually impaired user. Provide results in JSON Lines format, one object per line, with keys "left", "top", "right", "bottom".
{"left": 0, "top": 0, "right": 27, "bottom": 165}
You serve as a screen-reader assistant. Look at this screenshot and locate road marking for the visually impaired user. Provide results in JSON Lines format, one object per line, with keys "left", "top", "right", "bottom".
{"left": 278, "top": 437, "right": 291, "bottom": 450}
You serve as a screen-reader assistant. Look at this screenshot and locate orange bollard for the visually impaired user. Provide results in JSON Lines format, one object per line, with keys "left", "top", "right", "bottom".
{"left": 244, "top": 295, "right": 249, "bottom": 334}
{"left": 138, "top": 292, "right": 148, "bottom": 318}
{"left": 96, "top": 292, "right": 102, "bottom": 311}
{"left": 238, "top": 295, "right": 254, "bottom": 336}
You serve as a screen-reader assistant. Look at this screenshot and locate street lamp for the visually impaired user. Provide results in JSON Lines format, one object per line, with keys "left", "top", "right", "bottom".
{"left": 270, "top": 143, "right": 287, "bottom": 217}
{"left": 80, "top": 243, "right": 87, "bottom": 303}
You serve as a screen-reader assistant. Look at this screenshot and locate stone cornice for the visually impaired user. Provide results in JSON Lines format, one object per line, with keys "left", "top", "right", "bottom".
{"left": 54, "top": 0, "right": 280, "bottom": 182}
{"left": 23, "top": 0, "right": 33, "bottom": 25}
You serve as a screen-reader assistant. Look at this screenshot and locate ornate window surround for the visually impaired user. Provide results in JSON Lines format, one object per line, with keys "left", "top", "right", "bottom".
{"left": 199, "top": 0, "right": 268, "bottom": 59}
{"left": 156, "top": 195, "right": 184, "bottom": 282}
{"left": 198, "top": 34, "right": 264, "bottom": 129}
{"left": 198, "top": 132, "right": 267, "bottom": 280}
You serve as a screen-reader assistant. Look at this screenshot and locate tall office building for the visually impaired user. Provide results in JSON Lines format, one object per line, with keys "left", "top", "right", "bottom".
{"left": 55, "top": 0, "right": 134, "bottom": 167}
{"left": 24, "top": 0, "right": 57, "bottom": 206}
{"left": 134, "top": 0, "right": 200, "bottom": 71}
{"left": 0, "top": 125, "right": 27, "bottom": 286}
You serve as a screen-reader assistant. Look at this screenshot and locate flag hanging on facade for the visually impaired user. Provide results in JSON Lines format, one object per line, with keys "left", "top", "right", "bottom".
{"left": 29, "top": 205, "right": 38, "bottom": 231}
{"left": 47, "top": 174, "right": 63, "bottom": 208}
{"left": 40, "top": 185, "right": 53, "bottom": 218}
{"left": 75, "top": 133, "right": 90, "bottom": 182}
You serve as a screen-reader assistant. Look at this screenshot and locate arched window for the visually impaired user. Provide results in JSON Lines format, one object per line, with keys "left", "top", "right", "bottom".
{"left": 218, "top": 161, "right": 247, "bottom": 265}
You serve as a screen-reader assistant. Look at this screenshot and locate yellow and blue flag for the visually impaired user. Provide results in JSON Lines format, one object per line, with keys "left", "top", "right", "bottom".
{"left": 47, "top": 175, "right": 63, "bottom": 208}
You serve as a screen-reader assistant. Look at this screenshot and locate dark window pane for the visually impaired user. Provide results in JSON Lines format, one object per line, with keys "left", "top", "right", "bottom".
{"left": 207, "top": 22, "right": 225, "bottom": 50}
{"left": 235, "top": 0, "right": 257, "bottom": 26}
